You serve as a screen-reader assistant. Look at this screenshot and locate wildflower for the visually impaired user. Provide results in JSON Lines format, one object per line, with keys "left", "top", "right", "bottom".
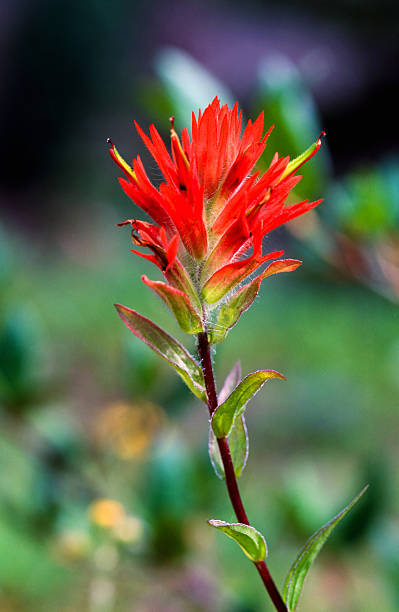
{"left": 109, "top": 98, "right": 323, "bottom": 331}
{"left": 109, "top": 100, "right": 368, "bottom": 612}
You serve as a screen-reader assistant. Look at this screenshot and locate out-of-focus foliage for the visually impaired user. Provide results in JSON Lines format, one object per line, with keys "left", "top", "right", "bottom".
{"left": 254, "top": 55, "right": 331, "bottom": 195}
{"left": 154, "top": 47, "right": 235, "bottom": 124}
{"left": 330, "top": 160, "right": 399, "bottom": 239}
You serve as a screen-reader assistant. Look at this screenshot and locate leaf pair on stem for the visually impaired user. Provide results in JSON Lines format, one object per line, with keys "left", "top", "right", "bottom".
{"left": 208, "top": 485, "right": 368, "bottom": 611}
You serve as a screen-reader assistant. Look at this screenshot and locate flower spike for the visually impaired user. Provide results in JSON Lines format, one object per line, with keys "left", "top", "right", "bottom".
{"left": 110, "top": 98, "right": 323, "bottom": 316}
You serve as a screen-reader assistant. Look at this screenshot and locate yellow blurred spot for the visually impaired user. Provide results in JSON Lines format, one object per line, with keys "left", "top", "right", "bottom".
{"left": 89, "top": 499, "right": 125, "bottom": 528}
{"left": 95, "top": 401, "right": 165, "bottom": 459}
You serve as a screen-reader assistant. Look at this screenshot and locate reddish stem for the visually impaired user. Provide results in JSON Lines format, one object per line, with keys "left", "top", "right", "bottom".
{"left": 216, "top": 436, "right": 249, "bottom": 524}
{"left": 197, "top": 331, "right": 288, "bottom": 612}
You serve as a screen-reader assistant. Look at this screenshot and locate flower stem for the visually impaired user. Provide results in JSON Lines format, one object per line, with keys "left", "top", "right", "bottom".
{"left": 197, "top": 331, "right": 288, "bottom": 612}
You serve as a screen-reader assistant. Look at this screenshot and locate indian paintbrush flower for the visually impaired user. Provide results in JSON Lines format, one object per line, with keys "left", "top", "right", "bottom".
{"left": 109, "top": 99, "right": 366, "bottom": 611}
{"left": 109, "top": 97, "right": 323, "bottom": 338}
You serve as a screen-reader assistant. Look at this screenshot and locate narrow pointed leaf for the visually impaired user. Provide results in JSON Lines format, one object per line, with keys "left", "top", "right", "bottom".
{"left": 115, "top": 304, "right": 206, "bottom": 400}
{"left": 212, "top": 370, "right": 285, "bottom": 438}
{"left": 142, "top": 275, "right": 203, "bottom": 334}
{"left": 208, "top": 520, "right": 267, "bottom": 562}
{"left": 283, "top": 485, "right": 369, "bottom": 611}
{"left": 209, "top": 415, "right": 249, "bottom": 479}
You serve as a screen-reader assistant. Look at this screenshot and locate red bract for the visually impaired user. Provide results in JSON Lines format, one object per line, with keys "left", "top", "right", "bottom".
{"left": 110, "top": 98, "right": 323, "bottom": 329}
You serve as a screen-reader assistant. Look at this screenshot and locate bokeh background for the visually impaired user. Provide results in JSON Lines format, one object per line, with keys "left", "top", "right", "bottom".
{"left": 1, "top": 1, "right": 398, "bottom": 610}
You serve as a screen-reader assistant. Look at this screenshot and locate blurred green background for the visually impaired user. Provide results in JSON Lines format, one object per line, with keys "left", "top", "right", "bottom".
{"left": 0, "top": 0, "right": 398, "bottom": 610}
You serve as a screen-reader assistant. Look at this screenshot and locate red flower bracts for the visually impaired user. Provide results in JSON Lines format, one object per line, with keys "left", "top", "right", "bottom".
{"left": 110, "top": 98, "right": 323, "bottom": 337}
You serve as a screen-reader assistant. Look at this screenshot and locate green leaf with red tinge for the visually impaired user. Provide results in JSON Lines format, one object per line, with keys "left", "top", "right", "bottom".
{"left": 142, "top": 275, "right": 203, "bottom": 334}
{"left": 115, "top": 304, "right": 206, "bottom": 401}
{"left": 208, "top": 259, "right": 302, "bottom": 344}
{"left": 209, "top": 362, "right": 248, "bottom": 479}
{"left": 208, "top": 520, "right": 267, "bottom": 562}
{"left": 209, "top": 280, "right": 260, "bottom": 345}
{"left": 261, "top": 258, "right": 302, "bottom": 279}
{"left": 211, "top": 370, "right": 285, "bottom": 438}
{"left": 283, "top": 486, "right": 369, "bottom": 611}
{"left": 201, "top": 248, "right": 284, "bottom": 305}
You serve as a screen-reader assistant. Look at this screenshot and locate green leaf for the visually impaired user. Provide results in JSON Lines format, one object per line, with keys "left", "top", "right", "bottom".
{"left": 209, "top": 280, "right": 261, "bottom": 344}
{"left": 283, "top": 486, "right": 369, "bottom": 611}
{"left": 142, "top": 275, "right": 203, "bottom": 334}
{"left": 209, "top": 416, "right": 249, "bottom": 479}
{"left": 208, "top": 427, "right": 224, "bottom": 479}
{"left": 115, "top": 304, "right": 206, "bottom": 401}
{"left": 208, "top": 520, "right": 267, "bottom": 562}
{"left": 209, "top": 361, "right": 249, "bottom": 478}
{"left": 212, "top": 370, "right": 285, "bottom": 438}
